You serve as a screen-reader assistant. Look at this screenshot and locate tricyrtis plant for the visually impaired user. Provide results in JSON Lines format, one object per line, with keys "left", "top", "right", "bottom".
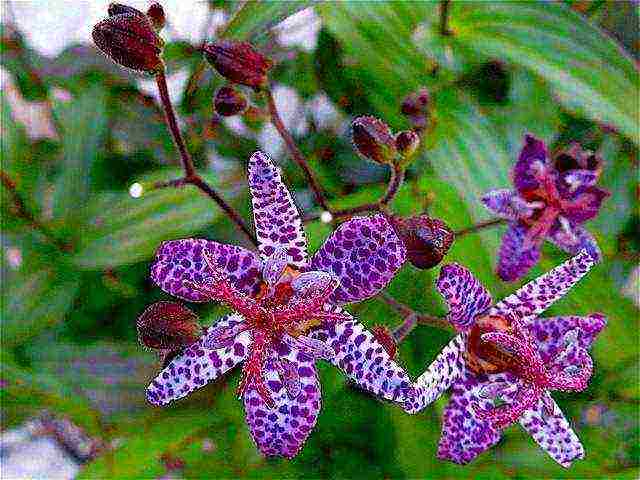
{"left": 89, "top": 1, "right": 612, "bottom": 467}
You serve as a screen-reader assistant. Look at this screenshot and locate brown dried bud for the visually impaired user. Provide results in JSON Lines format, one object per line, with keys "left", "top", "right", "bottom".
{"left": 401, "top": 88, "right": 430, "bottom": 130}
{"left": 203, "top": 40, "right": 272, "bottom": 90}
{"left": 214, "top": 86, "right": 248, "bottom": 116}
{"left": 390, "top": 215, "right": 454, "bottom": 269}
{"left": 146, "top": 3, "right": 166, "bottom": 31}
{"left": 352, "top": 116, "right": 397, "bottom": 165}
{"left": 137, "top": 301, "right": 202, "bottom": 350}
{"left": 92, "top": 10, "right": 163, "bottom": 73}
{"left": 395, "top": 130, "right": 420, "bottom": 162}
{"left": 371, "top": 325, "right": 397, "bottom": 359}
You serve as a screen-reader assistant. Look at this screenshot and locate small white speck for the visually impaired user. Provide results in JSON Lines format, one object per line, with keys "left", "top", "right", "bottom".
{"left": 320, "top": 211, "right": 333, "bottom": 224}
{"left": 6, "top": 247, "right": 22, "bottom": 269}
{"left": 129, "top": 182, "right": 143, "bottom": 198}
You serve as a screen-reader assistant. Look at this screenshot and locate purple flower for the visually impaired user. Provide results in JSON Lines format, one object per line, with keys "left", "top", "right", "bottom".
{"left": 482, "top": 134, "right": 609, "bottom": 281}
{"left": 408, "top": 250, "right": 606, "bottom": 467}
{"left": 144, "top": 151, "right": 413, "bottom": 458}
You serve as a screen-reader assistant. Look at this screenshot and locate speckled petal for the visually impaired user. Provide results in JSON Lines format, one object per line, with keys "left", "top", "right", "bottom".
{"left": 492, "top": 250, "right": 596, "bottom": 322}
{"left": 437, "top": 369, "right": 510, "bottom": 464}
{"left": 519, "top": 394, "right": 584, "bottom": 468}
{"left": 151, "top": 239, "right": 262, "bottom": 302}
{"left": 481, "top": 189, "right": 520, "bottom": 219}
{"left": 497, "top": 222, "right": 542, "bottom": 282}
{"left": 548, "top": 224, "right": 602, "bottom": 262}
{"left": 243, "top": 344, "right": 321, "bottom": 458}
{"left": 562, "top": 186, "right": 609, "bottom": 224}
{"left": 412, "top": 334, "right": 466, "bottom": 410}
{"left": 248, "top": 151, "right": 308, "bottom": 267}
{"left": 524, "top": 314, "right": 606, "bottom": 366}
{"left": 309, "top": 311, "right": 413, "bottom": 406}
{"left": 436, "top": 265, "right": 493, "bottom": 331}
{"left": 513, "top": 134, "right": 548, "bottom": 194}
{"left": 310, "top": 214, "right": 407, "bottom": 304}
{"left": 146, "top": 313, "right": 250, "bottom": 406}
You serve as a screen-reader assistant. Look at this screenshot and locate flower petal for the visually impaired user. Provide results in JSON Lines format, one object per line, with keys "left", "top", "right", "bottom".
{"left": 481, "top": 189, "right": 519, "bottom": 219}
{"left": 524, "top": 313, "right": 606, "bottom": 365}
{"left": 548, "top": 224, "right": 602, "bottom": 262}
{"left": 496, "top": 222, "right": 542, "bottom": 282}
{"left": 513, "top": 134, "right": 549, "bottom": 194}
{"left": 436, "top": 265, "right": 493, "bottom": 331}
{"left": 243, "top": 344, "right": 321, "bottom": 458}
{"left": 412, "top": 334, "right": 466, "bottom": 409}
{"left": 562, "top": 186, "right": 609, "bottom": 224}
{"left": 309, "top": 312, "right": 414, "bottom": 407}
{"left": 519, "top": 394, "right": 584, "bottom": 468}
{"left": 310, "top": 214, "right": 407, "bottom": 304}
{"left": 492, "top": 250, "right": 596, "bottom": 322}
{"left": 248, "top": 151, "right": 308, "bottom": 267}
{"left": 146, "top": 313, "right": 250, "bottom": 406}
{"left": 437, "top": 369, "right": 505, "bottom": 465}
{"left": 151, "top": 239, "right": 262, "bottom": 302}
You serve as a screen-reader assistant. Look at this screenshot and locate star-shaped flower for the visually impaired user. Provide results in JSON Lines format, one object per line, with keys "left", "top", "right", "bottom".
{"left": 144, "top": 151, "right": 414, "bottom": 458}
{"left": 407, "top": 250, "right": 606, "bottom": 467}
{"left": 482, "top": 134, "right": 609, "bottom": 281}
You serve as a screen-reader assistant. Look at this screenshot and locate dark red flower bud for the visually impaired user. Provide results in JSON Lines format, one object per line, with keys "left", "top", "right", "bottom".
{"left": 203, "top": 40, "right": 272, "bottom": 90}
{"left": 371, "top": 325, "right": 397, "bottom": 359}
{"left": 390, "top": 215, "right": 454, "bottom": 269}
{"left": 137, "top": 301, "right": 202, "bottom": 350}
{"left": 395, "top": 130, "right": 420, "bottom": 162}
{"left": 92, "top": 10, "right": 163, "bottom": 73}
{"left": 401, "top": 88, "right": 430, "bottom": 130}
{"left": 214, "top": 85, "right": 248, "bottom": 116}
{"left": 146, "top": 3, "right": 166, "bottom": 31}
{"left": 352, "top": 116, "right": 397, "bottom": 165}
{"left": 108, "top": 3, "right": 145, "bottom": 17}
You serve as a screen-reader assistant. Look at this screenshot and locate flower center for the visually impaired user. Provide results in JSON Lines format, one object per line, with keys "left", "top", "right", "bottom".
{"left": 465, "top": 314, "right": 516, "bottom": 375}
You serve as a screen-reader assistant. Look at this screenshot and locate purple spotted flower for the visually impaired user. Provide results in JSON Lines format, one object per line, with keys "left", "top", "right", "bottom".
{"left": 408, "top": 250, "right": 606, "bottom": 467}
{"left": 144, "top": 151, "right": 414, "bottom": 458}
{"left": 482, "top": 134, "right": 609, "bottom": 281}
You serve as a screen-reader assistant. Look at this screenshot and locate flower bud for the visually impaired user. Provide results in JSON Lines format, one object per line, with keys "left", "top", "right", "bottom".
{"left": 390, "top": 215, "right": 454, "bottom": 269}
{"left": 214, "top": 86, "right": 248, "bottom": 116}
{"left": 395, "top": 130, "right": 420, "bottom": 162}
{"left": 137, "top": 301, "right": 202, "bottom": 350}
{"left": 92, "top": 10, "right": 164, "bottom": 73}
{"left": 108, "top": 3, "right": 145, "bottom": 17}
{"left": 203, "top": 40, "right": 272, "bottom": 90}
{"left": 351, "top": 116, "right": 397, "bottom": 165}
{"left": 371, "top": 325, "right": 397, "bottom": 359}
{"left": 146, "top": 3, "right": 166, "bottom": 31}
{"left": 401, "top": 88, "right": 430, "bottom": 130}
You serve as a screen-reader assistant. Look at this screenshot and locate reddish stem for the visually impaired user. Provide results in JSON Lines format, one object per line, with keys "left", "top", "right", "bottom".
{"left": 454, "top": 218, "right": 505, "bottom": 237}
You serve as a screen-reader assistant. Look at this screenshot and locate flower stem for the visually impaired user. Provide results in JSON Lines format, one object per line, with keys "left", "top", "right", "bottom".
{"left": 454, "top": 218, "right": 505, "bottom": 237}
{"left": 264, "top": 87, "right": 331, "bottom": 212}
{"left": 154, "top": 67, "right": 257, "bottom": 247}
{"left": 439, "top": 0, "right": 453, "bottom": 36}
{"left": 379, "top": 291, "right": 452, "bottom": 337}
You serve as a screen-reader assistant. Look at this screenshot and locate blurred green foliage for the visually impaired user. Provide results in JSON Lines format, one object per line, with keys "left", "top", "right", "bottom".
{"left": 1, "top": 1, "right": 638, "bottom": 478}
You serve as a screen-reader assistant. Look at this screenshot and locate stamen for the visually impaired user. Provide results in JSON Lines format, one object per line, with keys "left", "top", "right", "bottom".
{"left": 202, "top": 320, "right": 250, "bottom": 350}
{"left": 262, "top": 248, "right": 290, "bottom": 287}
{"left": 274, "top": 357, "right": 301, "bottom": 399}
{"left": 282, "top": 334, "right": 334, "bottom": 361}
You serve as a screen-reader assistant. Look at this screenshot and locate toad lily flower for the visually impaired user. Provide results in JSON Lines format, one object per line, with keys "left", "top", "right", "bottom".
{"left": 482, "top": 134, "right": 609, "bottom": 281}
{"left": 144, "top": 151, "right": 414, "bottom": 458}
{"left": 409, "top": 250, "right": 605, "bottom": 467}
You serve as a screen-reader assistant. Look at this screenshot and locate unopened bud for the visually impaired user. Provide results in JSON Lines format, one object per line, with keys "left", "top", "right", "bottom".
{"left": 371, "top": 325, "right": 397, "bottom": 359}
{"left": 352, "top": 116, "right": 397, "bottom": 165}
{"left": 395, "top": 130, "right": 420, "bottom": 162}
{"left": 214, "top": 86, "right": 247, "bottom": 116}
{"left": 401, "top": 88, "right": 430, "bottom": 130}
{"left": 137, "top": 301, "right": 202, "bottom": 350}
{"left": 146, "top": 3, "right": 166, "bottom": 31}
{"left": 390, "top": 215, "right": 454, "bottom": 269}
{"left": 92, "top": 8, "right": 164, "bottom": 73}
{"left": 203, "top": 40, "right": 272, "bottom": 90}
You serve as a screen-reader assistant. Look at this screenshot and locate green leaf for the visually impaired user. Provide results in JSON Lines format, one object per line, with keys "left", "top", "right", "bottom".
{"left": 449, "top": 2, "right": 640, "bottom": 145}
{"left": 73, "top": 170, "right": 228, "bottom": 270}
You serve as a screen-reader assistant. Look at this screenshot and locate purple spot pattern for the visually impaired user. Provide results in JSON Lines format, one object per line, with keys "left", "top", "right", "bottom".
{"left": 243, "top": 345, "right": 321, "bottom": 458}
{"left": 481, "top": 188, "right": 519, "bottom": 220}
{"left": 497, "top": 222, "right": 542, "bottom": 283}
{"left": 150, "top": 239, "right": 262, "bottom": 302}
{"left": 248, "top": 151, "right": 308, "bottom": 267}
{"left": 146, "top": 314, "right": 250, "bottom": 405}
{"left": 548, "top": 225, "right": 602, "bottom": 263}
{"left": 310, "top": 214, "right": 407, "bottom": 305}
{"left": 309, "top": 310, "right": 414, "bottom": 408}
{"left": 436, "top": 264, "right": 493, "bottom": 331}
{"left": 519, "top": 395, "right": 585, "bottom": 468}
{"left": 491, "top": 249, "right": 596, "bottom": 322}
